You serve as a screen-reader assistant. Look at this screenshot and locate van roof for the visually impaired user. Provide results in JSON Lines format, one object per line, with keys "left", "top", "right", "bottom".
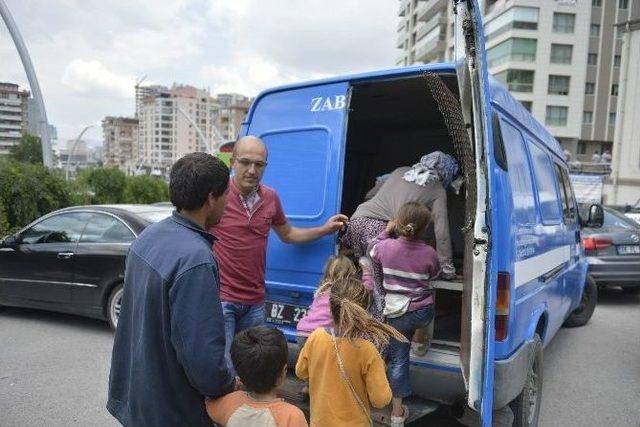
{"left": 247, "top": 62, "right": 564, "bottom": 161}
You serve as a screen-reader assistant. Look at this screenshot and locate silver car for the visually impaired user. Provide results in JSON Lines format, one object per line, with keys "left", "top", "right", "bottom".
{"left": 582, "top": 206, "right": 640, "bottom": 294}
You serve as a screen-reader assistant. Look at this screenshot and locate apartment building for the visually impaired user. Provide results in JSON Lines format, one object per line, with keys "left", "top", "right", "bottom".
{"left": 213, "top": 93, "right": 252, "bottom": 142}
{"left": 606, "top": 16, "right": 640, "bottom": 205}
{"left": 397, "top": 0, "right": 639, "bottom": 162}
{"left": 136, "top": 84, "right": 218, "bottom": 173}
{"left": 0, "top": 82, "right": 29, "bottom": 155}
{"left": 102, "top": 116, "right": 139, "bottom": 172}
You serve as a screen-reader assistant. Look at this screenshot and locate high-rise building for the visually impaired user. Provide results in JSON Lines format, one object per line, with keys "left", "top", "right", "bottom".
{"left": 136, "top": 84, "right": 219, "bottom": 173}
{"left": 213, "top": 93, "right": 252, "bottom": 142}
{"left": 605, "top": 15, "right": 640, "bottom": 205}
{"left": 397, "top": 0, "right": 640, "bottom": 161}
{"left": 0, "top": 82, "right": 30, "bottom": 155}
{"left": 102, "top": 116, "right": 139, "bottom": 172}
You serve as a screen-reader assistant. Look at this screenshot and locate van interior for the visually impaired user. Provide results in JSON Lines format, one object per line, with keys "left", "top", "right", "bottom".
{"left": 339, "top": 73, "right": 474, "bottom": 373}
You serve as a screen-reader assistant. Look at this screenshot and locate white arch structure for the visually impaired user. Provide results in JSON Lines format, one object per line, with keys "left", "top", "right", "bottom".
{"left": 0, "top": 0, "right": 52, "bottom": 167}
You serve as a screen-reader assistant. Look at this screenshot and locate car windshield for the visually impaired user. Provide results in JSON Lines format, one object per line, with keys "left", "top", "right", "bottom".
{"left": 603, "top": 208, "right": 640, "bottom": 230}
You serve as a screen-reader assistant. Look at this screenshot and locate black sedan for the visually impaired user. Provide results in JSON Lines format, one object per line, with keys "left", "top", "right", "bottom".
{"left": 582, "top": 206, "right": 640, "bottom": 294}
{"left": 0, "top": 204, "right": 173, "bottom": 329}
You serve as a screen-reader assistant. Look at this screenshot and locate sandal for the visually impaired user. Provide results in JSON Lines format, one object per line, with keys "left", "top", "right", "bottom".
{"left": 390, "top": 404, "right": 409, "bottom": 427}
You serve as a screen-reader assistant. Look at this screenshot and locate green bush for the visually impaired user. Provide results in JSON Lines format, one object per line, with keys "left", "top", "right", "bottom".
{"left": 124, "top": 175, "right": 169, "bottom": 204}
{"left": 77, "top": 167, "right": 127, "bottom": 204}
{"left": 9, "top": 134, "right": 43, "bottom": 164}
{"left": 0, "top": 159, "right": 72, "bottom": 233}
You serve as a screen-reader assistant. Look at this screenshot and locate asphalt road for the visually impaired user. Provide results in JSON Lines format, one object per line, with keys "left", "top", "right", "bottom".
{"left": 1, "top": 288, "right": 639, "bottom": 427}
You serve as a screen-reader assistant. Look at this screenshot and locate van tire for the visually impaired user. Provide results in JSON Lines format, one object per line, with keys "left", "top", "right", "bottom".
{"left": 106, "top": 284, "right": 123, "bottom": 331}
{"left": 563, "top": 275, "right": 597, "bottom": 328}
{"left": 621, "top": 286, "right": 640, "bottom": 295}
{"left": 509, "top": 334, "right": 543, "bottom": 427}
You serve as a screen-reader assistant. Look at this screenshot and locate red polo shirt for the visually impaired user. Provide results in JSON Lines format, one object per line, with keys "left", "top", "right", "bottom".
{"left": 208, "top": 180, "right": 287, "bottom": 304}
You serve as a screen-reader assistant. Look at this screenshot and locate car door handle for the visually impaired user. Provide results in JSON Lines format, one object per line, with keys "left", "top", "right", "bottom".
{"left": 57, "top": 252, "right": 74, "bottom": 259}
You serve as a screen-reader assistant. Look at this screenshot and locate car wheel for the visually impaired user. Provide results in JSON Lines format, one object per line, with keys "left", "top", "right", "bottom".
{"left": 509, "top": 334, "right": 543, "bottom": 427}
{"left": 563, "top": 275, "right": 597, "bottom": 328}
{"left": 107, "top": 284, "right": 123, "bottom": 331}
{"left": 621, "top": 286, "right": 640, "bottom": 295}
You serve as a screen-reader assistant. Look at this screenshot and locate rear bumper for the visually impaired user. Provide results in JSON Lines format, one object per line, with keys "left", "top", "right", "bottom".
{"left": 493, "top": 339, "right": 535, "bottom": 409}
{"left": 587, "top": 256, "right": 640, "bottom": 285}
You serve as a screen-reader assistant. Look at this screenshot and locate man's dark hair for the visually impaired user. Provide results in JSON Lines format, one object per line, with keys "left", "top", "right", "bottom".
{"left": 169, "top": 153, "right": 229, "bottom": 211}
{"left": 231, "top": 326, "right": 288, "bottom": 394}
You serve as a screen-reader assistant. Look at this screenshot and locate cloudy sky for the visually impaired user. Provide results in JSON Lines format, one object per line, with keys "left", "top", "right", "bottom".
{"left": 0, "top": 0, "right": 399, "bottom": 144}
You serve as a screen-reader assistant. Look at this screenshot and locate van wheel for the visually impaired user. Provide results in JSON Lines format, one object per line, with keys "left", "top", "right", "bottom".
{"left": 563, "top": 275, "right": 597, "bottom": 328}
{"left": 509, "top": 334, "right": 543, "bottom": 427}
{"left": 621, "top": 286, "right": 640, "bottom": 295}
{"left": 106, "top": 284, "right": 123, "bottom": 331}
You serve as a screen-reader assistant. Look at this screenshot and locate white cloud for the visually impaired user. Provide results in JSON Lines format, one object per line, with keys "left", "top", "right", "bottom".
{"left": 61, "top": 59, "right": 135, "bottom": 99}
{"left": 0, "top": 0, "right": 399, "bottom": 143}
{"left": 200, "top": 52, "right": 333, "bottom": 95}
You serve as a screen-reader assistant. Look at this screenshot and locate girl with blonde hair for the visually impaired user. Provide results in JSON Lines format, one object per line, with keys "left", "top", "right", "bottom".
{"left": 296, "top": 255, "right": 357, "bottom": 348}
{"left": 296, "top": 277, "right": 406, "bottom": 427}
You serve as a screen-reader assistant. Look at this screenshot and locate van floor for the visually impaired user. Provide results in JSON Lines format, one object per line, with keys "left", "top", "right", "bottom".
{"left": 279, "top": 373, "right": 439, "bottom": 425}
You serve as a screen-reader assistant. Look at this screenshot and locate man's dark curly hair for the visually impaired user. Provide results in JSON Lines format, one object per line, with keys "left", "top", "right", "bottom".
{"left": 169, "top": 153, "right": 229, "bottom": 211}
{"left": 231, "top": 327, "right": 288, "bottom": 394}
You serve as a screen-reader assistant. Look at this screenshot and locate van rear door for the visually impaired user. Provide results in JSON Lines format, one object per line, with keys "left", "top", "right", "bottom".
{"left": 452, "top": 1, "right": 498, "bottom": 424}
{"left": 243, "top": 83, "right": 349, "bottom": 338}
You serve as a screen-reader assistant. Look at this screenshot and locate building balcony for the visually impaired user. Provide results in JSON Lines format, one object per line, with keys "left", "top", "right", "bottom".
{"left": 397, "top": 32, "right": 406, "bottom": 49}
{"left": 415, "top": 38, "right": 446, "bottom": 63}
{"left": 0, "top": 114, "right": 22, "bottom": 121}
{"left": 398, "top": 0, "right": 408, "bottom": 17}
{"left": 0, "top": 123, "right": 22, "bottom": 130}
{"left": 417, "top": 12, "right": 446, "bottom": 39}
{"left": 418, "top": 0, "right": 446, "bottom": 24}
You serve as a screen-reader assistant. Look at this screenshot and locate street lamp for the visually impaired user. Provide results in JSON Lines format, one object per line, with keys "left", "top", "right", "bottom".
{"left": 65, "top": 125, "right": 93, "bottom": 180}
{"left": 176, "top": 106, "right": 213, "bottom": 153}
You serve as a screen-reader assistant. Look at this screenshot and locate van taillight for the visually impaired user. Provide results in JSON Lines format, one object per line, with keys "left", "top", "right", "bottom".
{"left": 495, "top": 272, "right": 510, "bottom": 341}
{"left": 582, "top": 236, "right": 612, "bottom": 251}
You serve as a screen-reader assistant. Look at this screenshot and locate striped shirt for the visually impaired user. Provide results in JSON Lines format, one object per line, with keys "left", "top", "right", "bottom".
{"left": 369, "top": 231, "right": 440, "bottom": 318}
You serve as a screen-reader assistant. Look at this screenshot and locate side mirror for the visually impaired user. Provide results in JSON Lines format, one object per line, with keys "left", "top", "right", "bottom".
{"left": 1, "top": 234, "right": 19, "bottom": 248}
{"left": 581, "top": 204, "right": 604, "bottom": 228}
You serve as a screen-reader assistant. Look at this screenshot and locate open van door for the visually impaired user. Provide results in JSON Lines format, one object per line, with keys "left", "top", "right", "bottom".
{"left": 243, "top": 82, "right": 349, "bottom": 337}
{"left": 452, "top": 1, "right": 498, "bottom": 425}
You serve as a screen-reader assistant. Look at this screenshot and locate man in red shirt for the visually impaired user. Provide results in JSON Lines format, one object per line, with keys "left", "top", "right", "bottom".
{"left": 209, "top": 135, "right": 347, "bottom": 373}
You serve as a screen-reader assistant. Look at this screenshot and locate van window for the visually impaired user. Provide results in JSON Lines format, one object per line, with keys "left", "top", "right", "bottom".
{"left": 501, "top": 120, "right": 536, "bottom": 225}
{"left": 262, "top": 129, "right": 332, "bottom": 218}
{"left": 529, "top": 141, "right": 562, "bottom": 223}
{"left": 553, "top": 164, "right": 577, "bottom": 223}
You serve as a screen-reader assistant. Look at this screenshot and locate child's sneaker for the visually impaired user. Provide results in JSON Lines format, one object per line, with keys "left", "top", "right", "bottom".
{"left": 440, "top": 262, "right": 457, "bottom": 280}
{"left": 410, "top": 341, "right": 429, "bottom": 357}
{"left": 390, "top": 404, "right": 409, "bottom": 427}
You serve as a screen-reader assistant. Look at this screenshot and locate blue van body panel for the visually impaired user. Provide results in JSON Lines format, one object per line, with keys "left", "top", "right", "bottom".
{"left": 243, "top": 82, "right": 350, "bottom": 340}
{"left": 240, "top": 57, "right": 588, "bottom": 415}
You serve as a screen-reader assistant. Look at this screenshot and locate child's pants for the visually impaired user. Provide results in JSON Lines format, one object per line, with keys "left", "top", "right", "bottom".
{"left": 386, "top": 306, "right": 435, "bottom": 398}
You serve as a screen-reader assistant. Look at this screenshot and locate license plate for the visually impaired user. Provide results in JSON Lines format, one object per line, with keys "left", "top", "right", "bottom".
{"left": 617, "top": 245, "right": 640, "bottom": 255}
{"left": 265, "top": 301, "right": 309, "bottom": 326}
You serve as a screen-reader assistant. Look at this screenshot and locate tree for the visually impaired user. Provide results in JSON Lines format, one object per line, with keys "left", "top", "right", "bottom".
{"left": 0, "top": 159, "right": 72, "bottom": 232}
{"left": 77, "top": 167, "right": 127, "bottom": 204}
{"left": 123, "top": 175, "right": 169, "bottom": 204}
{"left": 9, "top": 134, "right": 43, "bottom": 164}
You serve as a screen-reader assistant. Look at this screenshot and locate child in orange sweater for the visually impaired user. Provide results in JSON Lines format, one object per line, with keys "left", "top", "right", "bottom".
{"left": 206, "top": 327, "right": 308, "bottom": 427}
{"left": 295, "top": 277, "right": 407, "bottom": 427}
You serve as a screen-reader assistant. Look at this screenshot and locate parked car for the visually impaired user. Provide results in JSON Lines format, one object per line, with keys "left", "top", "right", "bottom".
{"left": 581, "top": 205, "right": 640, "bottom": 294}
{"left": 0, "top": 204, "right": 173, "bottom": 329}
{"left": 240, "top": 1, "right": 603, "bottom": 424}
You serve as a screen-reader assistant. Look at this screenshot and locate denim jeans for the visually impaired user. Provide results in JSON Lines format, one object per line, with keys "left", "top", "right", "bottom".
{"left": 221, "top": 301, "right": 266, "bottom": 376}
{"left": 386, "top": 306, "right": 435, "bottom": 398}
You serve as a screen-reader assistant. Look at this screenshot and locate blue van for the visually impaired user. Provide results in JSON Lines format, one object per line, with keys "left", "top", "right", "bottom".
{"left": 237, "top": 1, "right": 602, "bottom": 425}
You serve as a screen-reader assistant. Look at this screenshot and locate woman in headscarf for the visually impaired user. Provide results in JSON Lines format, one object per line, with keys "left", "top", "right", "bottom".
{"left": 342, "top": 151, "right": 461, "bottom": 320}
